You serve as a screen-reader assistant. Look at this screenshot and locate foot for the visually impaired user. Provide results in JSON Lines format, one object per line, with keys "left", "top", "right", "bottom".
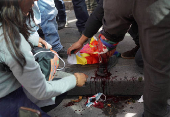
{"left": 121, "top": 45, "right": 139, "bottom": 59}
{"left": 96, "top": 55, "right": 118, "bottom": 76}
{"left": 58, "top": 21, "right": 66, "bottom": 30}
{"left": 107, "top": 55, "right": 118, "bottom": 71}
{"left": 57, "top": 47, "right": 68, "bottom": 59}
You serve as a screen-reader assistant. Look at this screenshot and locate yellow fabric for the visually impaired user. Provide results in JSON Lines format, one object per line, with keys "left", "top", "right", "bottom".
{"left": 89, "top": 36, "right": 96, "bottom": 48}
{"left": 76, "top": 53, "right": 90, "bottom": 65}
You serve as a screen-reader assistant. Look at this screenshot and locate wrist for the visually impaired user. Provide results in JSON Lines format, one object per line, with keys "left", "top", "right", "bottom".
{"left": 74, "top": 73, "right": 78, "bottom": 86}
{"left": 78, "top": 34, "right": 88, "bottom": 44}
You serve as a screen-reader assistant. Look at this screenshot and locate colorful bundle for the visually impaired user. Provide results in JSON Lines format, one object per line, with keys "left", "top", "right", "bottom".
{"left": 67, "top": 36, "right": 119, "bottom": 65}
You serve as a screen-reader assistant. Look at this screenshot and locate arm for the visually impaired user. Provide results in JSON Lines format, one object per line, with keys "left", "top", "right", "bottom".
{"left": 5, "top": 34, "right": 77, "bottom": 100}
{"left": 67, "top": 0, "right": 104, "bottom": 55}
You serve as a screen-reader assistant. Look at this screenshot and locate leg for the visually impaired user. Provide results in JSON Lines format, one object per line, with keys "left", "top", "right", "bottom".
{"left": 54, "top": 0, "right": 67, "bottom": 30}
{"left": 135, "top": 48, "right": 143, "bottom": 68}
{"left": 37, "top": 0, "right": 63, "bottom": 52}
{"left": 121, "top": 21, "right": 140, "bottom": 59}
{"left": 0, "top": 87, "right": 50, "bottom": 117}
{"left": 72, "top": 0, "right": 89, "bottom": 33}
{"left": 128, "top": 21, "right": 139, "bottom": 46}
{"left": 41, "top": 92, "right": 67, "bottom": 112}
{"left": 87, "top": 0, "right": 91, "bottom": 10}
{"left": 91, "top": 0, "right": 97, "bottom": 11}
{"left": 54, "top": 0, "right": 66, "bottom": 22}
{"left": 41, "top": 78, "right": 67, "bottom": 112}
{"left": 134, "top": 0, "right": 170, "bottom": 116}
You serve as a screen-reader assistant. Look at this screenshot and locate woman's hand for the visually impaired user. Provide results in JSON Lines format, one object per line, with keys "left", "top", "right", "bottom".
{"left": 74, "top": 73, "right": 88, "bottom": 87}
{"left": 38, "top": 37, "right": 52, "bottom": 49}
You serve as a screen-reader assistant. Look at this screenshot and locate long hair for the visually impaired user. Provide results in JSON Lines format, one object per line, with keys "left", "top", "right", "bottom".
{"left": 0, "top": 0, "right": 34, "bottom": 68}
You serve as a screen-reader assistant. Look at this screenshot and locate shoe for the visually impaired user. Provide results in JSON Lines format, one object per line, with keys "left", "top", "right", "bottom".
{"left": 107, "top": 55, "right": 118, "bottom": 71}
{"left": 121, "top": 45, "right": 139, "bottom": 59}
{"left": 58, "top": 21, "right": 66, "bottom": 30}
{"left": 96, "top": 55, "right": 118, "bottom": 76}
{"left": 57, "top": 47, "right": 68, "bottom": 59}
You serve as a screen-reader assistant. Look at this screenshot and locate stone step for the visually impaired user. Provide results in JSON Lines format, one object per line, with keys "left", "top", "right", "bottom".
{"left": 60, "top": 58, "right": 144, "bottom": 96}
{"left": 57, "top": 10, "right": 144, "bottom": 96}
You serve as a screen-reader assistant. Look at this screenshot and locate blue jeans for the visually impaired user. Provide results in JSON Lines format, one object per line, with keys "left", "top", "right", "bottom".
{"left": 0, "top": 87, "right": 50, "bottom": 117}
{"left": 54, "top": 0, "right": 66, "bottom": 22}
{"left": 72, "top": 0, "right": 89, "bottom": 32}
{"left": 37, "top": 0, "right": 63, "bottom": 52}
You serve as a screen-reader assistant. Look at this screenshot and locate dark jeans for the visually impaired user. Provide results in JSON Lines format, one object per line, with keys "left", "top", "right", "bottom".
{"left": 0, "top": 87, "right": 50, "bottom": 117}
{"left": 135, "top": 48, "right": 143, "bottom": 68}
{"left": 72, "top": 0, "right": 89, "bottom": 32}
{"left": 128, "top": 21, "right": 139, "bottom": 46}
{"left": 54, "top": 0, "right": 66, "bottom": 22}
{"left": 102, "top": 0, "right": 170, "bottom": 116}
{"left": 0, "top": 79, "right": 67, "bottom": 117}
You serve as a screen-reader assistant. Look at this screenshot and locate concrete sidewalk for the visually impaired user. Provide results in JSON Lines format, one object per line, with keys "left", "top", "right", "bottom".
{"left": 47, "top": 10, "right": 144, "bottom": 117}
{"left": 57, "top": 10, "right": 144, "bottom": 96}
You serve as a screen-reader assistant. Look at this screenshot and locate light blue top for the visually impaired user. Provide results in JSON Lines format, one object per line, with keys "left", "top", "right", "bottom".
{"left": 0, "top": 24, "right": 76, "bottom": 101}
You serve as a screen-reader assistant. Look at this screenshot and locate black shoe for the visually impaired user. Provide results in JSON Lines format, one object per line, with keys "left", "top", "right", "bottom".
{"left": 121, "top": 45, "right": 140, "bottom": 59}
{"left": 57, "top": 47, "right": 68, "bottom": 59}
{"left": 58, "top": 21, "right": 66, "bottom": 30}
{"left": 97, "top": 55, "right": 118, "bottom": 76}
{"left": 107, "top": 55, "right": 118, "bottom": 71}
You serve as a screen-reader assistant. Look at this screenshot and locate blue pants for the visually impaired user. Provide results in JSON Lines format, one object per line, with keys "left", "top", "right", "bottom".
{"left": 54, "top": 0, "right": 66, "bottom": 22}
{"left": 37, "top": 0, "right": 63, "bottom": 52}
{"left": 72, "top": 0, "right": 89, "bottom": 32}
{"left": 0, "top": 87, "right": 50, "bottom": 117}
{"left": 0, "top": 87, "right": 67, "bottom": 117}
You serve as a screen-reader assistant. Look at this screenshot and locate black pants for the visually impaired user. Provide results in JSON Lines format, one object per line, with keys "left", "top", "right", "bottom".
{"left": 102, "top": 0, "right": 170, "bottom": 116}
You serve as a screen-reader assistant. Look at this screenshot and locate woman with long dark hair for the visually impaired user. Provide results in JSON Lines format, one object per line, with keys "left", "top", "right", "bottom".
{"left": 0, "top": 0, "right": 87, "bottom": 116}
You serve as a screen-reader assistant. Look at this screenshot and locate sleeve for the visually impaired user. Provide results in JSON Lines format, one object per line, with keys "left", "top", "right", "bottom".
{"left": 28, "top": 31, "right": 39, "bottom": 46}
{"left": 4, "top": 34, "right": 76, "bottom": 100}
{"left": 83, "top": 0, "right": 104, "bottom": 38}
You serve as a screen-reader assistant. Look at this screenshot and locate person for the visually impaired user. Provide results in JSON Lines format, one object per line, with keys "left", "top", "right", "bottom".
{"left": 67, "top": 0, "right": 142, "bottom": 67}
{"left": 54, "top": 0, "right": 89, "bottom": 34}
{"left": 87, "top": 0, "right": 97, "bottom": 12}
{"left": 54, "top": 0, "right": 67, "bottom": 30}
{"left": 0, "top": 0, "right": 88, "bottom": 117}
{"left": 69, "top": 0, "right": 170, "bottom": 116}
{"left": 37, "top": 0, "right": 67, "bottom": 58}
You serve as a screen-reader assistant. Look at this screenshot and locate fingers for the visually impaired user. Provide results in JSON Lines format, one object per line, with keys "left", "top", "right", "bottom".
{"left": 38, "top": 43, "right": 42, "bottom": 48}
{"left": 43, "top": 41, "right": 48, "bottom": 49}
{"left": 67, "top": 46, "right": 73, "bottom": 56}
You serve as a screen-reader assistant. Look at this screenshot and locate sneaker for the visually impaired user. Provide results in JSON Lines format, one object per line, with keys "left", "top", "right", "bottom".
{"left": 57, "top": 47, "right": 68, "bottom": 59}
{"left": 58, "top": 21, "right": 66, "bottom": 30}
{"left": 121, "top": 45, "right": 139, "bottom": 59}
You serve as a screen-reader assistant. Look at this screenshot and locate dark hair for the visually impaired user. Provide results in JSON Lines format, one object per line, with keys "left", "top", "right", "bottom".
{"left": 0, "top": 0, "right": 34, "bottom": 68}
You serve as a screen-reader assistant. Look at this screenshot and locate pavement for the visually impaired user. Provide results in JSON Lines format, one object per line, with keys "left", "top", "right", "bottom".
{"left": 47, "top": 10, "right": 144, "bottom": 117}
